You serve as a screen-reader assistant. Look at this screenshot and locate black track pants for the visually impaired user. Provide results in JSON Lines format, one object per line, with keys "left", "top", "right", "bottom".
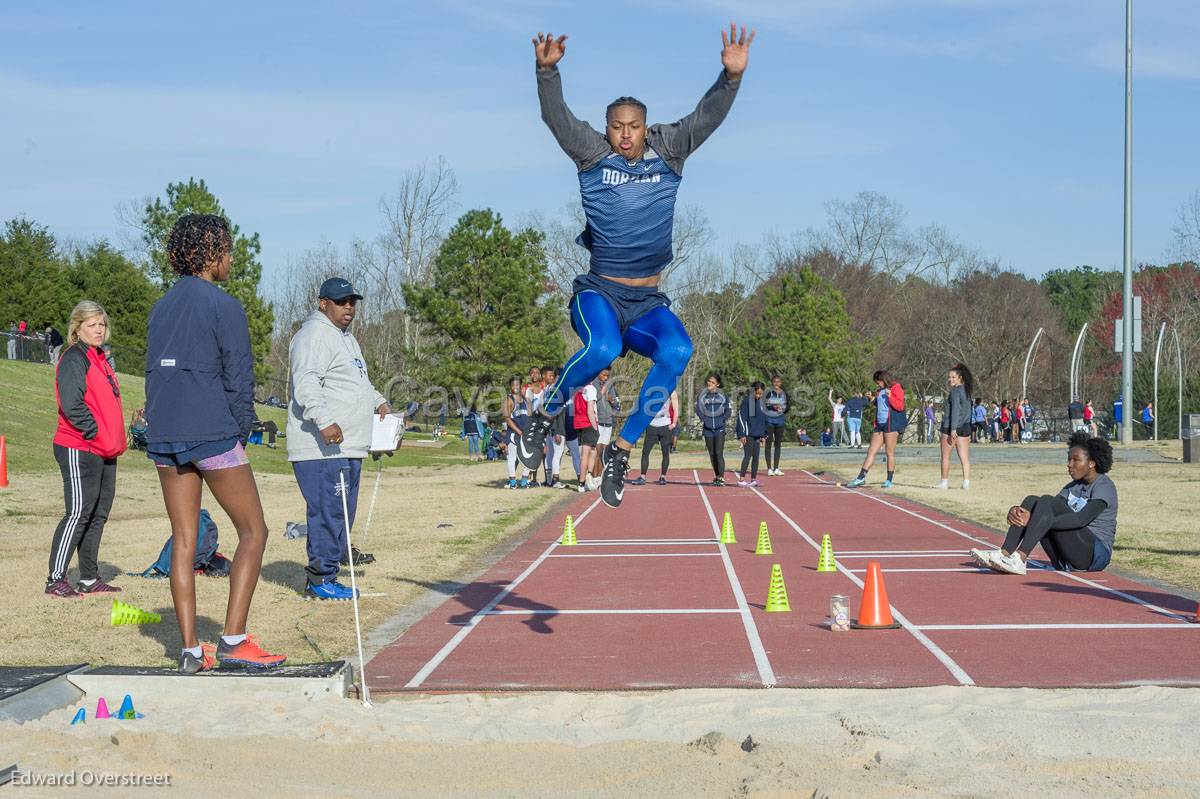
{"left": 48, "top": 444, "right": 117, "bottom": 582}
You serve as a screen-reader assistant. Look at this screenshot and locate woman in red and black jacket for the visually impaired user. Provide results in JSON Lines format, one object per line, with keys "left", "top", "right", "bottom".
{"left": 46, "top": 301, "right": 126, "bottom": 598}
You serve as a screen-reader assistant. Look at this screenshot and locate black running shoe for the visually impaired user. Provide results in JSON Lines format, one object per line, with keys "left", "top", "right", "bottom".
{"left": 599, "top": 443, "right": 630, "bottom": 509}
{"left": 339, "top": 546, "right": 375, "bottom": 567}
{"left": 178, "top": 643, "right": 216, "bottom": 675}
{"left": 516, "top": 413, "right": 553, "bottom": 469}
{"left": 76, "top": 578, "right": 122, "bottom": 594}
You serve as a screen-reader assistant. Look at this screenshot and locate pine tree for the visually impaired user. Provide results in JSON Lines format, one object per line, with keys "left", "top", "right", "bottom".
{"left": 140, "top": 178, "right": 275, "bottom": 382}
{"left": 403, "top": 209, "right": 566, "bottom": 395}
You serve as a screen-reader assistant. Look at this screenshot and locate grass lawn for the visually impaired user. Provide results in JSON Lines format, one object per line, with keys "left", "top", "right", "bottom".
{"left": 0, "top": 360, "right": 568, "bottom": 667}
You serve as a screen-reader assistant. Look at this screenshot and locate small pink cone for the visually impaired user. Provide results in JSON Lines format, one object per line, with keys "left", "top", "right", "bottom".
{"left": 95, "top": 697, "right": 110, "bottom": 719}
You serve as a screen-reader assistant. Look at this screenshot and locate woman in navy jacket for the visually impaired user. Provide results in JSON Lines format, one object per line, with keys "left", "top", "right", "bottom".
{"left": 695, "top": 373, "right": 731, "bottom": 486}
{"left": 736, "top": 381, "right": 769, "bottom": 486}
{"left": 145, "top": 214, "right": 284, "bottom": 674}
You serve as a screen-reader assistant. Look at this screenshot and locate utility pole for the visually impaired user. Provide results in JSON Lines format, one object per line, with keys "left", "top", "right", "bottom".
{"left": 1120, "top": 0, "right": 1134, "bottom": 444}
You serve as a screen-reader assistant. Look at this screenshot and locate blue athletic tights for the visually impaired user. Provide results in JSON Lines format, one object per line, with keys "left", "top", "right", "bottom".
{"left": 543, "top": 290, "right": 692, "bottom": 447}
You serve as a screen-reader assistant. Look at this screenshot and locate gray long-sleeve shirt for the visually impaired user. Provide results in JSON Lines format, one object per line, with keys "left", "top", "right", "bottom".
{"left": 536, "top": 65, "right": 742, "bottom": 175}
{"left": 286, "top": 311, "right": 387, "bottom": 462}
{"left": 941, "top": 385, "right": 970, "bottom": 432}
{"left": 537, "top": 65, "right": 742, "bottom": 278}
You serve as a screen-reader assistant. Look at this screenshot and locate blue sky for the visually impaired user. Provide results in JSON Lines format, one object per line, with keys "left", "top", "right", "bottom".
{"left": 3, "top": 0, "right": 1198, "bottom": 287}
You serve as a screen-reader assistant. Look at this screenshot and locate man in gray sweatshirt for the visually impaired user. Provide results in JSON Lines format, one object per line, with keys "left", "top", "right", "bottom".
{"left": 287, "top": 277, "right": 390, "bottom": 600}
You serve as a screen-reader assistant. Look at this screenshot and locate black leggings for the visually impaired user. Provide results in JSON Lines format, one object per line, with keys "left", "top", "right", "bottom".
{"left": 739, "top": 437, "right": 761, "bottom": 479}
{"left": 640, "top": 424, "right": 671, "bottom": 476}
{"left": 766, "top": 425, "right": 785, "bottom": 469}
{"left": 1003, "top": 494, "right": 1097, "bottom": 569}
{"left": 705, "top": 433, "right": 726, "bottom": 478}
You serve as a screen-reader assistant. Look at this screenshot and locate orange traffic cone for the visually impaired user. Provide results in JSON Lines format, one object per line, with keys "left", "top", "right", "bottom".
{"left": 0, "top": 435, "right": 9, "bottom": 488}
{"left": 851, "top": 561, "right": 901, "bottom": 630}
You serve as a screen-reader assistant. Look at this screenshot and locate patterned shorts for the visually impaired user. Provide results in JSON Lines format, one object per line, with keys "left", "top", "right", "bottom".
{"left": 152, "top": 441, "right": 249, "bottom": 471}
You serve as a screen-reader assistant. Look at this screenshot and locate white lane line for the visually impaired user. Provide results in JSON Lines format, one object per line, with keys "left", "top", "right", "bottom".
{"left": 917, "top": 623, "right": 1200, "bottom": 631}
{"left": 803, "top": 470, "right": 1192, "bottom": 623}
{"left": 748, "top": 484, "right": 975, "bottom": 686}
{"left": 694, "top": 470, "right": 777, "bottom": 687}
{"left": 548, "top": 553, "right": 723, "bottom": 558}
{"left": 844, "top": 563, "right": 984, "bottom": 568}
{"left": 570, "top": 539, "right": 717, "bottom": 546}
{"left": 835, "top": 551, "right": 974, "bottom": 556}
{"left": 483, "top": 608, "right": 741, "bottom": 616}
{"left": 404, "top": 495, "right": 604, "bottom": 688}
{"left": 838, "top": 550, "right": 968, "bottom": 555}
{"left": 568, "top": 537, "right": 716, "bottom": 542}
{"left": 802, "top": 470, "right": 993, "bottom": 547}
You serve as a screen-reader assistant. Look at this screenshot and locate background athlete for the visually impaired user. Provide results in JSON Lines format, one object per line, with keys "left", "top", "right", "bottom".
{"left": 520, "top": 23, "right": 755, "bottom": 508}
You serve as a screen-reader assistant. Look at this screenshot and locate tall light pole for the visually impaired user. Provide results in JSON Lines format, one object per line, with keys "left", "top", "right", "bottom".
{"left": 1120, "top": 0, "right": 1134, "bottom": 444}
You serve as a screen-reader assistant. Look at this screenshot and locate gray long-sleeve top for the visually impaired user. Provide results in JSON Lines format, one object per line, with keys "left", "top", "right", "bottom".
{"left": 286, "top": 311, "right": 387, "bottom": 461}
{"left": 942, "top": 385, "right": 970, "bottom": 432}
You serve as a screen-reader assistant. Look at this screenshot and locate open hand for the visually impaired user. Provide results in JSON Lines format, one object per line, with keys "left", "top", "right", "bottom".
{"left": 533, "top": 32, "right": 568, "bottom": 69}
{"left": 721, "top": 22, "right": 755, "bottom": 78}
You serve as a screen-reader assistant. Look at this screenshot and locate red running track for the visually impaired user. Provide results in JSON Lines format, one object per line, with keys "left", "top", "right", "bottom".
{"left": 368, "top": 470, "right": 1200, "bottom": 691}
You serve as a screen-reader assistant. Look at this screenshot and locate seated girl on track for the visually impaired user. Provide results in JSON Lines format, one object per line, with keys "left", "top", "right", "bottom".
{"left": 971, "top": 431, "right": 1117, "bottom": 576}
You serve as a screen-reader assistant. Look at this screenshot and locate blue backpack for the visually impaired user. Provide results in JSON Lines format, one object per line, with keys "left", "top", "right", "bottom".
{"left": 142, "top": 509, "right": 227, "bottom": 577}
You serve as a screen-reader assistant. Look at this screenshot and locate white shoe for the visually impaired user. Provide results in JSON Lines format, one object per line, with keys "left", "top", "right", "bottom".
{"left": 969, "top": 548, "right": 1000, "bottom": 568}
{"left": 935, "top": 479, "right": 949, "bottom": 490}
{"left": 991, "top": 551, "right": 1027, "bottom": 576}
{"left": 962, "top": 480, "right": 970, "bottom": 490}
{"left": 586, "top": 474, "right": 601, "bottom": 491}
{"left": 775, "top": 468, "right": 785, "bottom": 476}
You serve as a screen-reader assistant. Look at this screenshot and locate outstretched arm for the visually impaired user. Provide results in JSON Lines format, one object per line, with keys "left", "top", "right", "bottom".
{"left": 533, "top": 32, "right": 611, "bottom": 171}
{"left": 651, "top": 23, "right": 755, "bottom": 173}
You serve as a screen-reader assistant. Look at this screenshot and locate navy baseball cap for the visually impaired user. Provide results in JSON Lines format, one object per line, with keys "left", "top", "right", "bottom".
{"left": 318, "top": 277, "right": 362, "bottom": 301}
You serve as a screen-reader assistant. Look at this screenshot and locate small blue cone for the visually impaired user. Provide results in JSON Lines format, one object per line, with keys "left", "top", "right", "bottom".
{"left": 117, "top": 694, "right": 135, "bottom": 720}
{"left": 70, "top": 707, "right": 86, "bottom": 725}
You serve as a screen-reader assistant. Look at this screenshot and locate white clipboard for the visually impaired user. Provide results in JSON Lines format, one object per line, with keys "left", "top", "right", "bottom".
{"left": 370, "top": 413, "right": 405, "bottom": 453}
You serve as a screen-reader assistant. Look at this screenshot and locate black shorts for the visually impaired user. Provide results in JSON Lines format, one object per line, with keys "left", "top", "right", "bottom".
{"left": 571, "top": 271, "right": 671, "bottom": 335}
{"left": 577, "top": 426, "right": 599, "bottom": 447}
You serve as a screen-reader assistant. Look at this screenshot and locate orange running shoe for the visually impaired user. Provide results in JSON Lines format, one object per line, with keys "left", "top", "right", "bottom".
{"left": 216, "top": 635, "right": 287, "bottom": 670}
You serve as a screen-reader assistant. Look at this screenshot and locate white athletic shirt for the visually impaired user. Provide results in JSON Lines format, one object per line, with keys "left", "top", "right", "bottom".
{"left": 832, "top": 402, "right": 845, "bottom": 422}
{"left": 649, "top": 400, "right": 673, "bottom": 428}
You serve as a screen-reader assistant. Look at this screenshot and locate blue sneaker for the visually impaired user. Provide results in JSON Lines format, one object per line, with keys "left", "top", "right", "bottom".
{"left": 305, "top": 580, "right": 358, "bottom": 601}
{"left": 518, "top": 477, "right": 530, "bottom": 489}
{"left": 847, "top": 476, "right": 866, "bottom": 488}
{"left": 880, "top": 479, "right": 894, "bottom": 489}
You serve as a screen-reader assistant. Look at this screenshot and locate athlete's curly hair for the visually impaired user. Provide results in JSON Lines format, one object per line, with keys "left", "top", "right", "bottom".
{"left": 1068, "top": 430, "right": 1113, "bottom": 474}
{"left": 606, "top": 96, "right": 647, "bottom": 121}
{"left": 167, "top": 214, "right": 232, "bottom": 277}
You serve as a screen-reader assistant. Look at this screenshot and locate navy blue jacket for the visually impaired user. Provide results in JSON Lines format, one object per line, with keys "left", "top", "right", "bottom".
{"left": 736, "top": 395, "right": 769, "bottom": 439}
{"left": 695, "top": 389, "right": 731, "bottom": 435}
{"left": 144, "top": 276, "right": 256, "bottom": 443}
